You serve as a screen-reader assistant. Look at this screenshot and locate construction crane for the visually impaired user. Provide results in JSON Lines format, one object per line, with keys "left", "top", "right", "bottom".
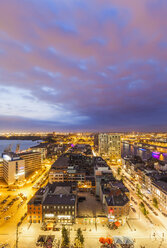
{"left": 16, "top": 144, "right": 20, "bottom": 153}
{"left": 4, "top": 144, "right": 12, "bottom": 153}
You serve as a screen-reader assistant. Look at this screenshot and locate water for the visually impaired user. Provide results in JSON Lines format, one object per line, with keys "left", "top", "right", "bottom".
{"left": 0, "top": 140, "right": 41, "bottom": 156}
{"left": 121, "top": 142, "right": 167, "bottom": 162}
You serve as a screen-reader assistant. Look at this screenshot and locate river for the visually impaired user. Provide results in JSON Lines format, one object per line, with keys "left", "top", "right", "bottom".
{"left": 0, "top": 140, "right": 41, "bottom": 156}
{"left": 121, "top": 142, "right": 167, "bottom": 162}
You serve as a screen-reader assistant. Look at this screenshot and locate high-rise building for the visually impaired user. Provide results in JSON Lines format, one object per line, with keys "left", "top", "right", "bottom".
{"left": 98, "top": 133, "right": 121, "bottom": 164}
{"left": 19, "top": 151, "right": 41, "bottom": 176}
{"left": 2, "top": 154, "right": 25, "bottom": 185}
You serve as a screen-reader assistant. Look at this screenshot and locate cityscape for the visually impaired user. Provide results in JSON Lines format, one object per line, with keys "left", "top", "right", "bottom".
{"left": 0, "top": 1, "right": 167, "bottom": 248}
{"left": 0, "top": 133, "right": 167, "bottom": 248}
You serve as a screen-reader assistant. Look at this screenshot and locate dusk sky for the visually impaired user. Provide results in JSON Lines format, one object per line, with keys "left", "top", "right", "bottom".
{"left": 0, "top": 0, "right": 167, "bottom": 132}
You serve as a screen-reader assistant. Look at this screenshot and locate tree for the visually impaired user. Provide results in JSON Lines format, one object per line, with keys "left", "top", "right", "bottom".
{"left": 76, "top": 228, "right": 84, "bottom": 246}
{"left": 117, "top": 167, "right": 121, "bottom": 176}
{"left": 74, "top": 239, "right": 82, "bottom": 248}
{"left": 61, "top": 226, "right": 70, "bottom": 248}
{"left": 139, "top": 202, "right": 148, "bottom": 216}
{"left": 74, "top": 228, "right": 84, "bottom": 247}
{"left": 136, "top": 184, "right": 142, "bottom": 196}
{"left": 153, "top": 197, "right": 158, "bottom": 208}
{"left": 139, "top": 202, "right": 144, "bottom": 208}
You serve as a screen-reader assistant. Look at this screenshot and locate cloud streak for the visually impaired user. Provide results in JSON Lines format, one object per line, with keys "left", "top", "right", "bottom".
{"left": 0, "top": 0, "right": 167, "bottom": 131}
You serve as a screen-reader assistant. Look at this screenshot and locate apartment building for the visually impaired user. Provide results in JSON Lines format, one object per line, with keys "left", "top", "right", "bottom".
{"left": 28, "top": 182, "right": 77, "bottom": 224}
{"left": 3, "top": 154, "right": 25, "bottom": 185}
{"left": 19, "top": 151, "right": 41, "bottom": 176}
{"left": 98, "top": 133, "right": 121, "bottom": 164}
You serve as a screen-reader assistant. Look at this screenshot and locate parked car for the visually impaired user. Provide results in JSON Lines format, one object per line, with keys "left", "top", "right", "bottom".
{"left": 132, "top": 207, "right": 136, "bottom": 213}
{"left": 4, "top": 216, "right": 11, "bottom": 220}
{"left": 154, "top": 212, "right": 158, "bottom": 216}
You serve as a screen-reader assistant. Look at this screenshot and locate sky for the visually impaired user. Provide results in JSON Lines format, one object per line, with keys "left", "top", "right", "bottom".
{"left": 0, "top": 0, "right": 167, "bottom": 132}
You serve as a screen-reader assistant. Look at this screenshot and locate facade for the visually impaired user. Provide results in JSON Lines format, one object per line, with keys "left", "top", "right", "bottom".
{"left": 49, "top": 168, "right": 85, "bottom": 184}
{"left": 28, "top": 201, "right": 43, "bottom": 224}
{"left": 0, "top": 158, "right": 3, "bottom": 180}
{"left": 30, "top": 143, "right": 48, "bottom": 161}
{"left": 27, "top": 187, "right": 49, "bottom": 223}
{"left": 151, "top": 177, "right": 167, "bottom": 213}
{"left": 49, "top": 153, "right": 93, "bottom": 188}
{"left": 104, "top": 189, "right": 130, "bottom": 224}
{"left": 19, "top": 151, "right": 41, "bottom": 176}
{"left": 28, "top": 182, "right": 77, "bottom": 224}
{"left": 98, "top": 133, "right": 121, "bottom": 164}
{"left": 43, "top": 193, "right": 76, "bottom": 224}
{"left": 3, "top": 155, "right": 25, "bottom": 185}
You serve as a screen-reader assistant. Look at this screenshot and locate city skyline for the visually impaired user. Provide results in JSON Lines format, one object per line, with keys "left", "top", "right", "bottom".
{"left": 0, "top": 0, "right": 167, "bottom": 132}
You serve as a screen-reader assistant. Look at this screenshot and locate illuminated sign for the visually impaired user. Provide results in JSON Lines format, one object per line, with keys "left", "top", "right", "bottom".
{"left": 16, "top": 172, "right": 25, "bottom": 176}
{"left": 3, "top": 155, "right": 11, "bottom": 161}
{"left": 45, "top": 214, "right": 54, "bottom": 218}
{"left": 110, "top": 208, "right": 114, "bottom": 214}
{"left": 57, "top": 215, "right": 71, "bottom": 219}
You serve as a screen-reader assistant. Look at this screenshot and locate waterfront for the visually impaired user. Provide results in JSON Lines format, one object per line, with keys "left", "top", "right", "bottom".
{"left": 0, "top": 139, "right": 40, "bottom": 155}
{"left": 122, "top": 142, "right": 167, "bottom": 162}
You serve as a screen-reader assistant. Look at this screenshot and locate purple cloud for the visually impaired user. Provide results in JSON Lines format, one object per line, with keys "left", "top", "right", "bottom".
{"left": 0, "top": 0, "right": 167, "bottom": 131}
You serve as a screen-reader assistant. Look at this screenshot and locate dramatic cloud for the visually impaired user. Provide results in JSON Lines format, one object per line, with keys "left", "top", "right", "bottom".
{"left": 0, "top": 0, "right": 167, "bottom": 131}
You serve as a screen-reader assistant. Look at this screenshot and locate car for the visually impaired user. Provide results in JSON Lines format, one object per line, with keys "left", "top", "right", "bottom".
{"left": 162, "top": 212, "right": 167, "bottom": 217}
{"left": 0, "top": 243, "right": 9, "bottom": 248}
{"left": 54, "top": 227, "right": 60, "bottom": 231}
{"left": 132, "top": 207, "right": 136, "bottom": 213}
{"left": 4, "top": 216, "right": 11, "bottom": 220}
{"left": 78, "top": 197, "right": 86, "bottom": 202}
{"left": 154, "top": 212, "right": 158, "bottom": 216}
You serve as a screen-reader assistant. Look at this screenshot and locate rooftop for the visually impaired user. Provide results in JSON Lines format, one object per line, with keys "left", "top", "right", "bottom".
{"left": 43, "top": 194, "right": 76, "bottom": 205}
{"left": 106, "top": 193, "right": 129, "bottom": 207}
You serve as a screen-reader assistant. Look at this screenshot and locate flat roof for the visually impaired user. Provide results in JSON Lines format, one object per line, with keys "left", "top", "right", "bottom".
{"left": 43, "top": 194, "right": 76, "bottom": 205}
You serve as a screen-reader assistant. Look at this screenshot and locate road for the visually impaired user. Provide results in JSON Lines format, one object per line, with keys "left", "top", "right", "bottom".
{"left": 111, "top": 166, "right": 167, "bottom": 241}
{"left": 0, "top": 163, "right": 51, "bottom": 248}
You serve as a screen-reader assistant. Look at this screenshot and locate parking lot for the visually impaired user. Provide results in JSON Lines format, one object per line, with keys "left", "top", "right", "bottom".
{"left": 77, "top": 192, "right": 105, "bottom": 217}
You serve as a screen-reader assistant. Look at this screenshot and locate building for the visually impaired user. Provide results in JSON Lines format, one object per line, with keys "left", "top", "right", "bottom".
{"left": 27, "top": 187, "right": 49, "bottom": 223}
{"left": 43, "top": 193, "right": 76, "bottom": 224}
{"left": 2, "top": 154, "right": 25, "bottom": 185}
{"left": 98, "top": 133, "right": 121, "bottom": 164}
{"left": 49, "top": 153, "right": 94, "bottom": 189}
{"left": 27, "top": 182, "right": 77, "bottom": 224}
{"left": 30, "top": 143, "right": 48, "bottom": 161}
{"left": 151, "top": 176, "right": 167, "bottom": 213}
{"left": 104, "top": 188, "right": 130, "bottom": 224}
{"left": 0, "top": 158, "right": 3, "bottom": 180}
{"left": 19, "top": 151, "right": 41, "bottom": 176}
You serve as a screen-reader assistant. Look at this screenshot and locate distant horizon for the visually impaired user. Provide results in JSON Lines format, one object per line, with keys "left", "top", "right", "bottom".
{"left": 0, "top": 130, "right": 167, "bottom": 134}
